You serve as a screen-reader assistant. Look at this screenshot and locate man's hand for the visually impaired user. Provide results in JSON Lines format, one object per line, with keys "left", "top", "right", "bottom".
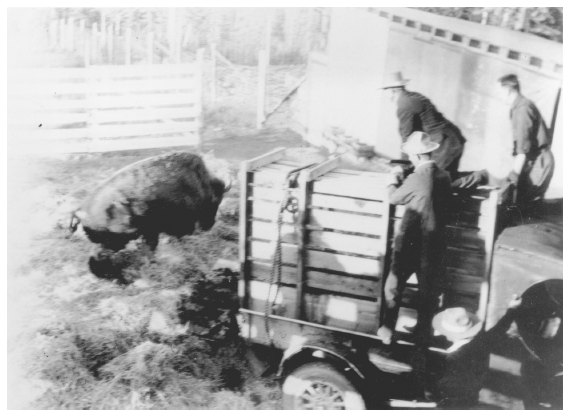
{"left": 389, "top": 165, "right": 404, "bottom": 186}
{"left": 508, "top": 294, "right": 522, "bottom": 310}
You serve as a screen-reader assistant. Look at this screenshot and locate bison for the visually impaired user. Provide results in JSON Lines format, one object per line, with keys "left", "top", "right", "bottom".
{"left": 69, "top": 151, "right": 232, "bottom": 276}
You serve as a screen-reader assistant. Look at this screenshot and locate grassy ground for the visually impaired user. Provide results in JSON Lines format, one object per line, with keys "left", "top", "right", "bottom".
{"left": 8, "top": 146, "right": 291, "bottom": 410}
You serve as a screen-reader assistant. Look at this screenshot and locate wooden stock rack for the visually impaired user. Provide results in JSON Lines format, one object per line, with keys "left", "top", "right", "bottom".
{"left": 238, "top": 148, "right": 508, "bottom": 349}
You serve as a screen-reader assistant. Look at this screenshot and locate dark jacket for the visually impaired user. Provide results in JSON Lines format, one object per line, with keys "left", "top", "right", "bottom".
{"left": 396, "top": 90, "right": 465, "bottom": 176}
{"left": 389, "top": 161, "right": 451, "bottom": 275}
{"left": 510, "top": 94, "right": 551, "bottom": 160}
{"left": 510, "top": 95, "right": 554, "bottom": 203}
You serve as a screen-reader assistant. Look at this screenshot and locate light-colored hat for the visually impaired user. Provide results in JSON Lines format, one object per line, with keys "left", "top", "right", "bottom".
{"left": 379, "top": 71, "right": 410, "bottom": 89}
{"left": 401, "top": 131, "right": 440, "bottom": 155}
{"left": 432, "top": 307, "right": 482, "bottom": 342}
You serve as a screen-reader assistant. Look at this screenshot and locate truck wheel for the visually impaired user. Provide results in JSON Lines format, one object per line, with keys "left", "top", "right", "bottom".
{"left": 282, "top": 362, "right": 366, "bottom": 410}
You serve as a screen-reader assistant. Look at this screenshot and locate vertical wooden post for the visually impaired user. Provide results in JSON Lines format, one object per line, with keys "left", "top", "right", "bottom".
{"left": 49, "top": 20, "right": 57, "bottom": 49}
{"left": 59, "top": 19, "right": 65, "bottom": 49}
{"left": 114, "top": 14, "right": 120, "bottom": 35}
{"left": 256, "top": 50, "right": 267, "bottom": 129}
{"left": 239, "top": 162, "right": 252, "bottom": 310}
{"left": 100, "top": 11, "right": 106, "bottom": 46}
{"left": 125, "top": 27, "right": 131, "bottom": 65}
{"left": 92, "top": 23, "right": 98, "bottom": 63}
{"left": 478, "top": 190, "right": 499, "bottom": 322}
{"left": 108, "top": 24, "right": 114, "bottom": 64}
{"left": 79, "top": 19, "right": 85, "bottom": 41}
{"left": 210, "top": 43, "right": 217, "bottom": 105}
{"left": 196, "top": 48, "right": 205, "bottom": 151}
{"left": 84, "top": 39, "right": 90, "bottom": 68}
{"left": 147, "top": 32, "right": 154, "bottom": 64}
{"left": 168, "top": 8, "right": 176, "bottom": 61}
{"left": 295, "top": 170, "right": 310, "bottom": 320}
{"left": 265, "top": 12, "right": 272, "bottom": 66}
{"left": 67, "top": 18, "right": 74, "bottom": 51}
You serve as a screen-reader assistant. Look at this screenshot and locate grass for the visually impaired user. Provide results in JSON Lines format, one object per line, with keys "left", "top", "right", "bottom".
{"left": 16, "top": 149, "right": 283, "bottom": 409}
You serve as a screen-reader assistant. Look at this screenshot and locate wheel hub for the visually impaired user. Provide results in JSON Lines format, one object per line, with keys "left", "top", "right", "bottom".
{"left": 296, "top": 380, "right": 346, "bottom": 410}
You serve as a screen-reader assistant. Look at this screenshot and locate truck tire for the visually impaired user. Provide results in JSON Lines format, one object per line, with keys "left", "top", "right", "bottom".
{"left": 282, "top": 362, "right": 366, "bottom": 410}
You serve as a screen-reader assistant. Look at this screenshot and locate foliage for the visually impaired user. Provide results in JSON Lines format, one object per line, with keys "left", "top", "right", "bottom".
{"left": 416, "top": 7, "right": 563, "bottom": 43}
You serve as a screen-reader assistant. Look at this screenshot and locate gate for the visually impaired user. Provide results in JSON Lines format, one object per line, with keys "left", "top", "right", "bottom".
{"left": 8, "top": 57, "right": 203, "bottom": 153}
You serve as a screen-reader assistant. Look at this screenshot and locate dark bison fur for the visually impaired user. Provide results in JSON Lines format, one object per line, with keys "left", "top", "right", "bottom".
{"left": 71, "top": 152, "right": 231, "bottom": 277}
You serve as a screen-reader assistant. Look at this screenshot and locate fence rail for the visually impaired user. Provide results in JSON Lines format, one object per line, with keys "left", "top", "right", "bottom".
{"left": 8, "top": 58, "right": 204, "bottom": 153}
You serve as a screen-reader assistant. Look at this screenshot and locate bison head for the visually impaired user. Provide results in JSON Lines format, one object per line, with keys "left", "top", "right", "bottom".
{"left": 198, "top": 174, "right": 232, "bottom": 230}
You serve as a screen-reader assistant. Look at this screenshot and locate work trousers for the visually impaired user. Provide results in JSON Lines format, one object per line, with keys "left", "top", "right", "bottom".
{"left": 383, "top": 233, "right": 445, "bottom": 343}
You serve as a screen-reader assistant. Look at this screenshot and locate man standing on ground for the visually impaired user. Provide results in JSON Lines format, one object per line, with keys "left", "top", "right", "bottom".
{"left": 377, "top": 131, "right": 452, "bottom": 346}
{"left": 497, "top": 74, "right": 555, "bottom": 205}
{"left": 380, "top": 72, "right": 466, "bottom": 180}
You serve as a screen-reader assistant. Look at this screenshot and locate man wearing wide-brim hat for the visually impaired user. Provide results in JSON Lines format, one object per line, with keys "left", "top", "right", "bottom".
{"left": 380, "top": 72, "right": 466, "bottom": 181}
{"left": 377, "top": 131, "right": 452, "bottom": 347}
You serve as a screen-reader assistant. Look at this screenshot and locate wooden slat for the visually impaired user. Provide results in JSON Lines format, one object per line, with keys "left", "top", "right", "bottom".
{"left": 305, "top": 156, "right": 341, "bottom": 181}
{"left": 445, "top": 249, "right": 486, "bottom": 276}
{"left": 8, "top": 127, "right": 90, "bottom": 141}
{"left": 8, "top": 111, "right": 88, "bottom": 126}
{"left": 304, "top": 292, "right": 378, "bottom": 334}
{"left": 238, "top": 280, "right": 297, "bottom": 318}
{"left": 308, "top": 230, "right": 383, "bottom": 258}
{"left": 250, "top": 200, "right": 296, "bottom": 223}
{"left": 96, "top": 121, "right": 197, "bottom": 138}
{"left": 94, "top": 107, "right": 198, "bottom": 123}
{"left": 250, "top": 186, "right": 296, "bottom": 202}
{"left": 92, "top": 78, "right": 196, "bottom": 94}
{"left": 249, "top": 241, "right": 382, "bottom": 277}
{"left": 250, "top": 169, "right": 289, "bottom": 187}
{"left": 9, "top": 98, "right": 88, "bottom": 111}
{"left": 243, "top": 147, "right": 287, "bottom": 171}
{"left": 444, "top": 272, "right": 482, "bottom": 295}
{"left": 306, "top": 270, "right": 378, "bottom": 299}
{"left": 88, "top": 63, "right": 198, "bottom": 78}
{"left": 307, "top": 250, "right": 382, "bottom": 277}
{"left": 250, "top": 262, "right": 297, "bottom": 285}
{"left": 250, "top": 221, "right": 298, "bottom": 244}
{"left": 10, "top": 78, "right": 196, "bottom": 96}
{"left": 92, "top": 93, "right": 198, "bottom": 109}
{"left": 312, "top": 175, "right": 389, "bottom": 201}
{"left": 310, "top": 193, "right": 386, "bottom": 215}
{"left": 309, "top": 209, "right": 384, "bottom": 236}
{"left": 8, "top": 67, "right": 86, "bottom": 81}
{"left": 249, "top": 241, "right": 298, "bottom": 265}
{"left": 445, "top": 227, "right": 486, "bottom": 252}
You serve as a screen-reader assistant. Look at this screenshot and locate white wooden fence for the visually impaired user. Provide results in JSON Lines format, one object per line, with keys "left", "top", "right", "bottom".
{"left": 8, "top": 56, "right": 204, "bottom": 153}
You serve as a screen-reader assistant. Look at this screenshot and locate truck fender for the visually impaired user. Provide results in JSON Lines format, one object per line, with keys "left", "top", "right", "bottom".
{"left": 278, "top": 338, "right": 366, "bottom": 382}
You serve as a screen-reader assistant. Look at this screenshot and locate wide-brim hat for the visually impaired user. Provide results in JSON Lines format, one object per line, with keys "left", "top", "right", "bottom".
{"left": 379, "top": 71, "right": 410, "bottom": 89}
{"left": 401, "top": 131, "right": 440, "bottom": 155}
{"left": 432, "top": 307, "right": 482, "bottom": 342}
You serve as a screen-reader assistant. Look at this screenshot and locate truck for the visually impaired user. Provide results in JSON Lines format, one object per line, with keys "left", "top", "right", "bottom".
{"left": 233, "top": 147, "right": 563, "bottom": 410}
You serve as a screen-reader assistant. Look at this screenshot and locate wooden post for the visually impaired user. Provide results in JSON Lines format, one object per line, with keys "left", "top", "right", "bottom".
{"left": 265, "top": 12, "right": 272, "bottom": 66}
{"left": 125, "top": 27, "right": 131, "bottom": 65}
{"left": 84, "top": 39, "right": 90, "bottom": 68}
{"left": 108, "top": 24, "right": 114, "bottom": 64}
{"left": 295, "top": 170, "right": 310, "bottom": 320}
{"left": 210, "top": 42, "right": 217, "bottom": 105}
{"left": 67, "top": 18, "right": 74, "bottom": 50}
{"left": 100, "top": 11, "right": 106, "bottom": 46}
{"left": 168, "top": 8, "right": 176, "bottom": 61}
{"left": 92, "top": 23, "right": 98, "bottom": 63}
{"left": 59, "top": 19, "right": 65, "bottom": 49}
{"left": 79, "top": 19, "right": 85, "bottom": 41}
{"left": 147, "top": 32, "right": 154, "bottom": 64}
{"left": 256, "top": 50, "right": 267, "bottom": 129}
{"left": 49, "top": 20, "right": 57, "bottom": 49}
{"left": 114, "top": 14, "right": 120, "bottom": 35}
{"left": 196, "top": 48, "right": 205, "bottom": 151}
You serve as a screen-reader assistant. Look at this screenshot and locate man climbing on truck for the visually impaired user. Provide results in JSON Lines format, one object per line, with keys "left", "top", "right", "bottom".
{"left": 377, "top": 131, "right": 452, "bottom": 347}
